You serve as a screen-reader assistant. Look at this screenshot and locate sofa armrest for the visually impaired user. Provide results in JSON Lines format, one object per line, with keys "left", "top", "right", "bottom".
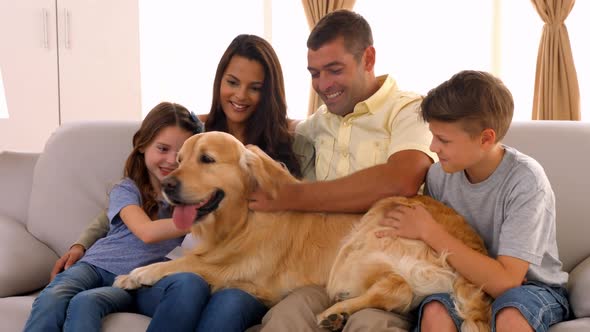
{"left": 0, "top": 216, "right": 58, "bottom": 297}
{"left": 0, "top": 151, "right": 39, "bottom": 224}
{"left": 568, "top": 256, "right": 590, "bottom": 318}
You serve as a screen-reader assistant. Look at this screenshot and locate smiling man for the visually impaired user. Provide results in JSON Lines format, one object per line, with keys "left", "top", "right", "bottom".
{"left": 249, "top": 9, "right": 437, "bottom": 332}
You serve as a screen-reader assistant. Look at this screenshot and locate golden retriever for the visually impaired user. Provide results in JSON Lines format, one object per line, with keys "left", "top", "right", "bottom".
{"left": 113, "top": 131, "right": 491, "bottom": 332}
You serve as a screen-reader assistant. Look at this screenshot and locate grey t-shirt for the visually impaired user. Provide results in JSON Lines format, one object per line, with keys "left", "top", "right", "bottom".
{"left": 426, "top": 145, "right": 568, "bottom": 287}
{"left": 81, "top": 178, "right": 183, "bottom": 275}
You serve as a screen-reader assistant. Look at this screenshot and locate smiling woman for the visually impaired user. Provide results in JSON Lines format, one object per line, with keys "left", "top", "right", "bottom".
{"left": 218, "top": 55, "right": 264, "bottom": 142}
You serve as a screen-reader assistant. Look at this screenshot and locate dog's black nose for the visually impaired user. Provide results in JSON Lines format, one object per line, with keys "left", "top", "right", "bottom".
{"left": 162, "top": 176, "right": 180, "bottom": 196}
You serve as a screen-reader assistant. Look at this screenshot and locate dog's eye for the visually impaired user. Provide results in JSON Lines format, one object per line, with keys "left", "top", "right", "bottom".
{"left": 200, "top": 154, "right": 215, "bottom": 164}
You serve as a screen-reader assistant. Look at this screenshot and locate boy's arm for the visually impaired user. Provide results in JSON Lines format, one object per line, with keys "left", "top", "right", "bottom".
{"left": 421, "top": 220, "right": 529, "bottom": 298}
{"left": 250, "top": 149, "right": 432, "bottom": 213}
{"left": 378, "top": 205, "right": 529, "bottom": 298}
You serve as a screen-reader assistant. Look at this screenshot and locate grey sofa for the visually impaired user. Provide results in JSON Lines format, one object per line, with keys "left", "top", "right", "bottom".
{"left": 0, "top": 120, "right": 589, "bottom": 331}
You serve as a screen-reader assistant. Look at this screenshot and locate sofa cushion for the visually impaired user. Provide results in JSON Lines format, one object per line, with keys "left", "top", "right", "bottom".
{"left": 102, "top": 312, "right": 151, "bottom": 331}
{"left": 0, "top": 296, "right": 151, "bottom": 331}
{"left": 503, "top": 121, "right": 590, "bottom": 273}
{"left": 0, "top": 296, "right": 36, "bottom": 331}
{"left": 549, "top": 318, "right": 590, "bottom": 332}
{"left": 0, "top": 216, "right": 57, "bottom": 296}
{"left": 26, "top": 121, "right": 139, "bottom": 256}
{"left": 568, "top": 257, "right": 590, "bottom": 318}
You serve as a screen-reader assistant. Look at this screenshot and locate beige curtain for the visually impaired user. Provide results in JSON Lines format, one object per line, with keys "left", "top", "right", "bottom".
{"left": 302, "top": 0, "right": 356, "bottom": 116}
{"left": 531, "top": 0, "right": 580, "bottom": 120}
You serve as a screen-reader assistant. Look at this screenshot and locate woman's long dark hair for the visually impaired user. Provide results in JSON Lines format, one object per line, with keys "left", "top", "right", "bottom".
{"left": 124, "top": 102, "right": 203, "bottom": 218}
{"left": 205, "top": 34, "right": 302, "bottom": 178}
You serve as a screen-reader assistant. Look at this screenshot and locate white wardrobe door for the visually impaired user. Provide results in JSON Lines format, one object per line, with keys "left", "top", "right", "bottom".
{"left": 0, "top": 0, "right": 60, "bottom": 153}
{"left": 57, "top": 0, "right": 141, "bottom": 123}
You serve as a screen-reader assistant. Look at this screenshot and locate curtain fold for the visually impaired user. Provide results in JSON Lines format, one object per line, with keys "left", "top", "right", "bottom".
{"left": 301, "top": 0, "right": 356, "bottom": 116}
{"left": 531, "top": 0, "right": 580, "bottom": 120}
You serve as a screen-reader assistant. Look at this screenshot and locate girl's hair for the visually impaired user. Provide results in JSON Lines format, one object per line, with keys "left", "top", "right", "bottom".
{"left": 206, "top": 34, "right": 302, "bottom": 178}
{"left": 124, "top": 102, "right": 204, "bottom": 218}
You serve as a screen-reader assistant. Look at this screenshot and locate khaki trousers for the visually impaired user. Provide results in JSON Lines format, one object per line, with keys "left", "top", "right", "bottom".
{"left": 247, "top": 286, "right": 411, "bottom": 332}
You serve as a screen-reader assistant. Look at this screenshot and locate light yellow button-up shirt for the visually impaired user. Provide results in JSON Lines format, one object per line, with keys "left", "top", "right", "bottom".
{"left": 295, "top": 75, "right": 437, "bottom": 181}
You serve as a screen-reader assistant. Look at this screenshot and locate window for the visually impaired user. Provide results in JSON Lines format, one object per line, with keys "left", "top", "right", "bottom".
{"left": 139, "top": 0, "right": 264, "bottom": 117}
{"left": 355, "top": 0, "right": 589, "bottom": 121}
{"left": 0, "top": 67, "right": 6, "bottom": 119}
{"left": 356, "top": 0, "right": 493, "bottom": 98}
{"left": 497, "top": 0, "right": 542, "bottom": 121}
{"left": 567, "top": 0, "right": 589, "bottom": 120}
{"left": 138, "top": 0, "right": 310, "bottom": 120}
{"left": 139, "top": 1, "right": 587, "bottom": 121}
{"left": 271, "top": 1, "right": 310, "bottom": 120}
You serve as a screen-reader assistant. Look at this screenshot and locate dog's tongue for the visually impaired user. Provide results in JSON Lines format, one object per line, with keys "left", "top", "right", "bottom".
{"left": 172, "top": 205, "right": 200, "bottom": 230}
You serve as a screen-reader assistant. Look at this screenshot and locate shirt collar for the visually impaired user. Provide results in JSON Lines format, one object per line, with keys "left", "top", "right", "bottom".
{"left": 354, "top": 75, "right": 397, "bottom": 115}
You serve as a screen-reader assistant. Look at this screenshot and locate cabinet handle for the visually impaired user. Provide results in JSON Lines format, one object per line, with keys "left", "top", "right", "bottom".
{"left": 42, "top": 9, "right": 49, "bottom": 49}
{"left": 64, "top": 9, "right": 70, "bottom": 49}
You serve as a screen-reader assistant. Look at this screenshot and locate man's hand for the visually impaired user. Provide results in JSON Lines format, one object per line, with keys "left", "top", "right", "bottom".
{"left": 248, "top": 186, "right": 282, "bottom": 212}
{"left": 50, "top": 244, "right": 85, "bottom": 281}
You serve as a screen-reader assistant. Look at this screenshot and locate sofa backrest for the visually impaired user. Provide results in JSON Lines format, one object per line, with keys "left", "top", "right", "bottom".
{"left": 22, "top": 120, "right": 589, "bottom": 272}
{"left": 27, "top": 121, "right": 140, "bottom": 256}
{"left": 503, "top": 120, "right": 590, "bottom": 272}
{"left": 0, "top": 151, "right": 39, "bottom": 225}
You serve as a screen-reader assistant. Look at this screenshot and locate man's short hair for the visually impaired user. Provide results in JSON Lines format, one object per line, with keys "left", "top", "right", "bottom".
{"left": 421, "top": 70, "right": 514, "bottom": 141}
{"left": 307, "top": 9, "right": 373, "bottom": 61}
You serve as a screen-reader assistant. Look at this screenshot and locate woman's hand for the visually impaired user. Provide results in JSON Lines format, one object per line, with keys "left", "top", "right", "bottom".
{"left": 50, "top": 244, "right": 85, "bottom": 281}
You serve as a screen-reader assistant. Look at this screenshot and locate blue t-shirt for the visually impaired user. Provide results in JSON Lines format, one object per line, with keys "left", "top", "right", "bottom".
{"left": 81, "top": 178, "right": 183, "bottom": 275}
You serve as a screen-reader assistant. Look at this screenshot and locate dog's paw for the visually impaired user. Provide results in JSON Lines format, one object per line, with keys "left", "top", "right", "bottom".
{"left": 113, "top": 264, "right": 165, "bottom": 289}
{"left": 317, "top": 312, "right": 349, "bottom": 331}
{"left": 113, "top": 274, "right": 141, "bottom": 289}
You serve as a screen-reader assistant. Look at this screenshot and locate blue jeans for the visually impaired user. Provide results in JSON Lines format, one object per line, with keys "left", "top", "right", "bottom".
{"left": 25, "top": 263, "right": 266, "bottom": 331}
{"left": 24, "top": 262, "right": 132, "bottom": 332}
{"left": 133, "top": 272, "right": 268, "bottom": 332}
{"left": 413, "top": 281, "right": 570, "bottom": 332}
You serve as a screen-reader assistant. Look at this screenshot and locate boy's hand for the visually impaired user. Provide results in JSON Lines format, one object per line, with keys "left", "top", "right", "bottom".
{"left": 376, "top": 204, "right": 436, "bottom": 240}
{"left": 50, "top": 244, "right": 85, "bottom": 281}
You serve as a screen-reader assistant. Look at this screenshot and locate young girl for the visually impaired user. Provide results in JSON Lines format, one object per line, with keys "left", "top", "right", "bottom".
{"left": 23, "top": 102, "right": 204, "bottom": 332}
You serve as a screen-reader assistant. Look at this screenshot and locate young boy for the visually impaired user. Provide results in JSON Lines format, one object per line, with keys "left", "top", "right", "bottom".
{"left": 377, "top": 70, "right": 570, "bottom": 331}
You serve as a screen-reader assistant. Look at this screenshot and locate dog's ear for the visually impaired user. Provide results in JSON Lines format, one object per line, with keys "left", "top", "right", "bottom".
{"left": 242, "top": 145, "right": 293, "bottom": 198}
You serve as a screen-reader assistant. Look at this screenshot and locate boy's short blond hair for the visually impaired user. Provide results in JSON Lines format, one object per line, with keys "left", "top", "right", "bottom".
{"left": 421, "top": 70, "right": 514, "bottom": 141}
